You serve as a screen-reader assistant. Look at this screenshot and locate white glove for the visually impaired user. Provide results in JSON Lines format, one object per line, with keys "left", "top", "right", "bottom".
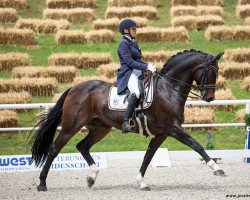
{"left": 147, "top": 63, "right": 156, "bottom": 72}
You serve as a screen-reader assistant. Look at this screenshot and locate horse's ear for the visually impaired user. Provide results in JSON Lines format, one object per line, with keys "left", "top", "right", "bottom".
{"left": 211, "top": 52, "right": 224, "bottom": 63}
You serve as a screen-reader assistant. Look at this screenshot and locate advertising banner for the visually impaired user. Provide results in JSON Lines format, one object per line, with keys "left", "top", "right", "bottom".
{"left": 0, "top": 152, "right": 107, "bottom": 172}
{"left": 244, "top": 127, "right": 250, "bottom": 163}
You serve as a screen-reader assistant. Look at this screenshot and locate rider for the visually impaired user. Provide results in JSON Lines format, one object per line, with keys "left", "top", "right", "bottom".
{"left": 116, "top": 18, "right": 157, "bottom": 133}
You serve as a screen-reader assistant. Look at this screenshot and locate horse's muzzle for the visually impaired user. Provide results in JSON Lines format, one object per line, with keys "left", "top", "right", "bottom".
{"left": 206, "top": 96, "right": 214, "bottom": 102}
{"left": 201, "top": 89, "right": 215, "bottom": 102}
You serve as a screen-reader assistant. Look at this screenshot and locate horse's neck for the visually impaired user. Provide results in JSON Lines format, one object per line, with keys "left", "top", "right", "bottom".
{"left": 164, "top": 66, "right": 193, "bottom": 101}
{"left": 162, "top": 59, "right": 202, "bottom": 106}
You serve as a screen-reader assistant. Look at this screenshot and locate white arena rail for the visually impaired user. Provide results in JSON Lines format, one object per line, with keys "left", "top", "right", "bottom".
{"left": 0, "top": 100, "right": 249, "bottom": 132}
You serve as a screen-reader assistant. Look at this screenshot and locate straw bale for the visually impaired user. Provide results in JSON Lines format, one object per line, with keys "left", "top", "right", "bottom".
{"left": 52, "top": 92, "right": 62, "bottom": 102}
{"left": 47, "top": 0, "right": 96, "bottom": 9}
{"left": 170, "top": 6, "right": 195, "bottom": 18}
{"left": 171, "top": 0, "right": 197, "bottom": 6}
{"left": 215, "top": 89, "right": 235, "bottom": 100}
{"left": 197, "top": 6, "right": 223, "bottom": 16}
{"left": 108, "top": 0, "right": 159, "bottom": 7}
{"left": 49, "top": 52, "right": 113, "bottom": 69}
{"left": 161, "top": 26, "right": 189, "bottom": 42}
{"left": 238, "top": 0, "right": 250, "bottom": 5}
{"left": 43, "top": 8, "right": 94, "bottom": 23}
{"left": 184, "top": 107, "right": 215, "bottom": 123}
{"left": 0, "top": 53, "right": 29, "bottom": 71}
{"left": 197, "top": 0, "right": 223, "bottom": 5}
{"left": 234, "top": 25, "right": 250, "bottom": 40}
{"left": 220, "top": 62, "right": 250, "bottom": 79}
{"left": 12, "top": 66, "right": 77, "bottom": 83}
{"left": 56, "top": 29, "right": 114, "bottom": 44}
{"left": 97, "top": 63, "right": 119, "bottom": 78}
{"left": 236, "top": 109, "right": 245, "bottom": 123}
{"left": 0, "top": 92, "right": 31, "bottom": 104}
{"left": 105, "top": 7, "right": 131, "bottom": 19}
{"left": 246, "top": 17, "right": 250, "bottom": 24}
{"left": 171, "top": 16, "right": 197, "bottom": 31}
{"left": 0, "top": 110, "right": 19, "bottom": 128}
{"left": 73, "top": 76, "right": 115, "bottom": 85}
{"left": 196, "top": 15, "right": 224, "bottom": 30}
{"left": 172, "top": 0, "right": 223, "bottom": 6}
{"left": 0, "top": 93, "right": 28, "bottom": 116}
{"left": 137, "top": 27, "right": 163, "bottom": 42}
{"left": 142, "top": 50, "right": 179, "bottom": 63}
{"left": 124, "top": 16, "right": 149, "bottom": 27}
{"left": 55, "top": 30, "right": 86, "bottom": 44}
{"left": 93, "top": 17, "right": 148, "bottom": 31}
{"left": 224, "top": 48, "right": 250, "bottom": 62}
{"left": 214, "top": 89, "right": 235, "bottom": 110}
{"left": 236, "top": 5, "right": 250, "bottom": 19}
{"left": 0, "top": 0, "right": 26, "bottom": 9}
{"left": 105, "top": 6, "right": 157, "bottom": 19}
{"left": 170, "top": 6, "right": 223, "bottom": 18}
{"left": 216, "top": 75, "right": 227, "bottom": 90}
{"left": 85, "top": 29, "right": 114, "bottom": 44}
{"left": 0, "top": 78, "right": 58, "bottom": 96}
{"left": 205, "top": 26, "right": 234, "bottom": 41}
{"left": 0, "top": 8, "right": 17, "bottom": 22}
{"left": 0, "top": 28, "right": 35, "bottom": 45}
{"left": 154, "top": 62, "right": 164, "bottom": 70}
{"left": 243, "top": 76, "right": 250, "bottom": 91}
{"left": 137, "top": 26, "right": 189, "bottom": 42}
{"left": 131, "top": 6, "right": 157, "bottom": 19}
{"left": 93, "top": 18, "right": 120, "bottom": 31}
{"left": 206, "top": 25, "right": 250, "bottom": 41}
{"left": 16, "top": 18, "right": 70, "bottom": 34}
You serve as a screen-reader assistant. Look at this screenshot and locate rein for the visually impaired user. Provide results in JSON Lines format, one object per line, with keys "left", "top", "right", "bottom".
{"left": 156, "top": 60, "right": 218, "bottom": 99}
{"left": 156, "top": 73, "right": 203, "bottom": 99}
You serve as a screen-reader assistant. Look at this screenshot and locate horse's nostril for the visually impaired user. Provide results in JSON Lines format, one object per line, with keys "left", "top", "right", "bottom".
{"left": 207, "top": 97, "right": 214, "bottom": 102}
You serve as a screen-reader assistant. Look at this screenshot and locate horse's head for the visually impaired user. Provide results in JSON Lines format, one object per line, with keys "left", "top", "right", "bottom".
{"left": 192, "top": 52, "right": 224, "bottom": 102}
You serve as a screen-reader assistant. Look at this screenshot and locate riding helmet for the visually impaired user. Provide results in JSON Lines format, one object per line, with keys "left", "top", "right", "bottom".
{"left": 119, "top": 19, "right": 138, "bottom": 34}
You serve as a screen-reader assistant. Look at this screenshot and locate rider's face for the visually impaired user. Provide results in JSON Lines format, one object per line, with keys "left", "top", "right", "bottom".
{"left": 124, "top": 27, "right": 137, "bottom": 38}
{"left": 129, "top": 27, "right": 137, "bottom": 38}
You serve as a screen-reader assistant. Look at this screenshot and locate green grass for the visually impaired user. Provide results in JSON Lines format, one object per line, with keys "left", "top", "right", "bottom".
{"left": 0, "top": 126, "right": 246, "bottom": 155}
{"left": 0, "top": 0, "right": 249, "bottom": 155}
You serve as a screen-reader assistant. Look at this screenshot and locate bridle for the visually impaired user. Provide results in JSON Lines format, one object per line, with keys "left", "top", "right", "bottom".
{"left": 192, "top": 59, "right": 218, "bottom": 91}
{"left": 156, "top": 58, "right": 219, "bottom": 99}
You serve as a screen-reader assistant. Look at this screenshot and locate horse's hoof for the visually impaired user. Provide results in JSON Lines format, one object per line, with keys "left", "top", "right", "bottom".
{"left": 140, "top": 186, "right": 151, "bottom": 191}
{"left": 214, "top": 169, "right": 226, "bottom": 177}
{"left": 37, "top": 185, "right": 47, "bottom": 191}
{"left": 87, "top": 176, "right": 95, "bottom": 188}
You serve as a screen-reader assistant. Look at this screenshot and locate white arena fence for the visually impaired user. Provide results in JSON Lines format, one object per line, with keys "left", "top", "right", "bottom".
{"left": 0, "top": 99, "right": 249, "bottom": 132}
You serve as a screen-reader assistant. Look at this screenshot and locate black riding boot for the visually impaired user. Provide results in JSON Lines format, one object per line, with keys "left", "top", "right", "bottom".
{"left": 122, "top": 93, "right": 138, "bottom": 133}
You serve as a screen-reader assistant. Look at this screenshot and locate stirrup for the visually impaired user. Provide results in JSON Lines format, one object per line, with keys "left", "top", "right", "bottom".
{"left": 122, "top": 120, "right": 134, "bottom": 133}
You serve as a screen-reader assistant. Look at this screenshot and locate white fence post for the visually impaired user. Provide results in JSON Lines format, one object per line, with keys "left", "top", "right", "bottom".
{"left": 44, "top": 106, "right": 50, "bottom": 116}
{"left": 246, "top": 103, "right": 250, "bottom": 114}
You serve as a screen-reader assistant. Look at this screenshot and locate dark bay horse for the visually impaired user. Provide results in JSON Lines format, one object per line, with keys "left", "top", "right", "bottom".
{"left": 29, "top": 49, "right": 225, "bottom": 191}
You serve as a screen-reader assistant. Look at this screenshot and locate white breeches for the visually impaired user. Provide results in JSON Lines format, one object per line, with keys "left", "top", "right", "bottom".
{"left": 127, "top": 69, "right": 142, "bottom": 99}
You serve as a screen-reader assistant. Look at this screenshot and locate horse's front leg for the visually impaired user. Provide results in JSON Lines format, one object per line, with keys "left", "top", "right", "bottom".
{"left": 137, "top": 134, "right": 167, "bottom": 191}
{"left": 171, "top": 125, "right": 226, "bottom": 176}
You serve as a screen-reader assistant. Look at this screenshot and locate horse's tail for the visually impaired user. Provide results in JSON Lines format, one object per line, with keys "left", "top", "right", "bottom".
{"left": 29, "top": 87, "right": 71, "bottom": 167}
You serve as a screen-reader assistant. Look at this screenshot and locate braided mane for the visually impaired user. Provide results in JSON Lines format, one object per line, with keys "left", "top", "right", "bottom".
{"left": 161, "top": 49, "right": 210, "bottom": 74}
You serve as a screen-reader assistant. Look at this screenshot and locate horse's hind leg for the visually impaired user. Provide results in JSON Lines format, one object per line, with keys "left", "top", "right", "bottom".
{"left": 37, "top": 124, "right": 84, "bottom": 191}
{"left": 37, "top": 103, "right": 92, "bottom": 191}
{"left": 76, "top": 121, "right": 111, "bottom": 188}
{"left": 171, "top": 125, "right": 226, "bottom": 176}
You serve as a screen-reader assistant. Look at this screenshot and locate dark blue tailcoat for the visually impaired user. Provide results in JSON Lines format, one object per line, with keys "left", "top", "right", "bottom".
{"left": 117, "top": 36, "right": 148, "bottom": 94}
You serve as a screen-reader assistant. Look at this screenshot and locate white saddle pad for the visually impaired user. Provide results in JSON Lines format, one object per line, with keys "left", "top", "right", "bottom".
{"left": 108, "top": 79, "right": 154, "bottom": 111}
